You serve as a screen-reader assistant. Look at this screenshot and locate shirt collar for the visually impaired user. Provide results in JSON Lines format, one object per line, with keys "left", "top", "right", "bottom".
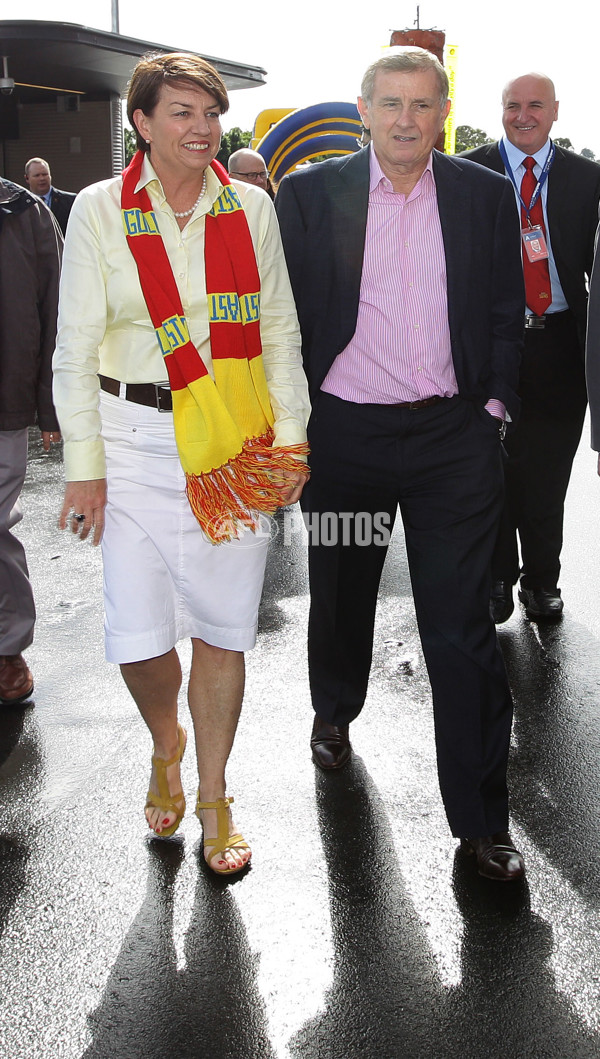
{"left": 135, "top": 153, "right": 165, "bottom": 198}
{"left": 368, "top": 144, "right": 434, "bottom": 192}
{"left": 501, "top": 135, "right": 552, "bottom": 172}
{"left": 135, "top": 152, "right": 225, "bottom": 211}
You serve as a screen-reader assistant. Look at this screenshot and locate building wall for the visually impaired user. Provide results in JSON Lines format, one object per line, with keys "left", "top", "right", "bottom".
{"left": 3, "top": 98, "right": 116, "bottom": 191}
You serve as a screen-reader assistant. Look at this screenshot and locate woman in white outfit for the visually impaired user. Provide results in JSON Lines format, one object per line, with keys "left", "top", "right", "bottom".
{"left": 52, "top": 52, "right": 310, "bottom": 874}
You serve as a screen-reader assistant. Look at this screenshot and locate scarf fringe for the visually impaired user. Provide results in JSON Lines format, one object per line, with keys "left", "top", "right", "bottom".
{"left": 186, "top": 430, "right": 310, "bottom": 542}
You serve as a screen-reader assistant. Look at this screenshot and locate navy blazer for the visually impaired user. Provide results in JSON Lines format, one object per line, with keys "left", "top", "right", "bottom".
{"left": 276, "top": 147, "right": 525, "bottom": 422}
{"left": 585, "top": 212, "right": 600, "bottom": 450}
{"left": 49, "top": 186, "right": 76, "bottom": 237}
{"left": 462, "top": 142, "right": 600, "bottom": 350}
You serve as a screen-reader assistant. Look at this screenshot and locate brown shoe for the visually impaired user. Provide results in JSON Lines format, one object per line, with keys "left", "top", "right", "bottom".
{"left": 460, "top": 832, "right": 525, "bottom": 882}
{"left": 0, "top": 655, "right": 34, "bottom": 705}
{"left": 310, "top": 714, "right": 351, "bottom": 770}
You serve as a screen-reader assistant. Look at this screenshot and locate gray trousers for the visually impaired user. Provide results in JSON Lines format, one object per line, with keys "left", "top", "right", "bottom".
{"left": 0, "top": 429, "right": 35, "bottom": 655}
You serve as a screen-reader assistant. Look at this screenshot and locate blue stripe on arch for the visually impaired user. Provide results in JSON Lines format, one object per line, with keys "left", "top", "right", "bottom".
{"left": 257, "top": 102, "right": 362, "bottom": 181}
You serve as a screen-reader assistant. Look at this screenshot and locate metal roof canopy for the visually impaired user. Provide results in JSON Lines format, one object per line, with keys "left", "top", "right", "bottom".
{"left": 0, "top": 20, "right": 267, "bottom": 101}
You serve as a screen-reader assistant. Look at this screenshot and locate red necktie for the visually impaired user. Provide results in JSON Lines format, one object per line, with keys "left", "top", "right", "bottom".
{"left": 520, "top": 156, "right": 552, "bottom": 316}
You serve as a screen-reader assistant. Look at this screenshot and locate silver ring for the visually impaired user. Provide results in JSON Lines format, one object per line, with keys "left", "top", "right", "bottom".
{"left": 72, "top": 513, "right": 86, "bottom": 522}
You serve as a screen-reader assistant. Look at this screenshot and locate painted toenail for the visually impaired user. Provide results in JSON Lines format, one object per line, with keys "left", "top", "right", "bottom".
{"left": 163, "top": 818, "right": 170, "bottom": 825}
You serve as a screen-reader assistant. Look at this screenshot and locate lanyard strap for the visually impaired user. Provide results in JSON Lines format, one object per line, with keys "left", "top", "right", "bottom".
{"left": 498, "top": 140, "right": 555, "bottom": 226}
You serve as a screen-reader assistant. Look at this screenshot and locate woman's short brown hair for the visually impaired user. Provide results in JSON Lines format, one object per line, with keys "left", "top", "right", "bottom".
{"left": 127, "top": 52, "right": 229, "bottom": 153}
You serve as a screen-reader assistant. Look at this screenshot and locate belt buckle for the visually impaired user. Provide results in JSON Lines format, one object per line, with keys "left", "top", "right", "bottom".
{"left": 525, "top": 315, "right": 545, "bottom": 330}
{"left": 154, "top": 384, "right": 172, "bottom": 412}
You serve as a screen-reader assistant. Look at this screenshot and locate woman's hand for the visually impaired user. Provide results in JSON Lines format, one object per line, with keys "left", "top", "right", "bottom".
{"left": 277, "top": 466, "right": 309, "bottom": 507}
{"left": 59, "top": 480, "right": 107, "bottom": 546}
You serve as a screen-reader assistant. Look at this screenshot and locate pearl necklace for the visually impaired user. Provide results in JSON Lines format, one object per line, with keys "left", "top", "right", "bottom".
{"left": 172, "top": 173, "right": 207, "bottom": 218}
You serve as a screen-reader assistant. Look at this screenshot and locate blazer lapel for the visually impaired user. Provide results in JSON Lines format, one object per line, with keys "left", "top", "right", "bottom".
{"left": 479, "top": 143, "right": 504, "bottom": 175}
{"left": 433, "top": 151, "right": 471, "bottom": 337}
{"left": 545, "top": 146, "right": 569, "bottom": 259}
{"left": 334, "top": 149, "right": 370, "bottom": 304}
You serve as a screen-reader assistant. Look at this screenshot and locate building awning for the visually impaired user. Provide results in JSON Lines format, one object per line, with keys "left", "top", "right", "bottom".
{"left": 0, "top": 20, "right": 267, "bottom": 102}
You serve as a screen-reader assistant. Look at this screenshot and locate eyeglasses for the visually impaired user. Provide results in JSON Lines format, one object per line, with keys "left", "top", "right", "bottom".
{"left": 230, "top": 169, "right": 270, "bottom": 182}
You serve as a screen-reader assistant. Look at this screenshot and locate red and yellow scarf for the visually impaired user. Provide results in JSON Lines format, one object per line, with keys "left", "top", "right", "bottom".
{"left": 121, "top": 150, "right": 308, "bottom": 542}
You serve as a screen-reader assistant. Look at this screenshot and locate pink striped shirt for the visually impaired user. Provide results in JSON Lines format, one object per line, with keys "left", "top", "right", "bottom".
{"left": 322, "top": 148, "right": 458, "bottom": 405}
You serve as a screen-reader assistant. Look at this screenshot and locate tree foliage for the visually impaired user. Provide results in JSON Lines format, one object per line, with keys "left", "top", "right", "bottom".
{"left": 217, "top": 127, "right": 252, "bottom": 167}
{"left": 454, "top": 125, "right": 494, "bottom": 153}
{"left": 124, "top": 127, "right": 136, "bottom": 164}
{"left": 553, "top": 137, "right": 573, "bottom": 151}
{"left": 124, "top": 121, "right": 597, "bottom": 173}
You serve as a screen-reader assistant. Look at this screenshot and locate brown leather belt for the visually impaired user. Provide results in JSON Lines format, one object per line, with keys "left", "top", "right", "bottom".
{"left": 392, "top": 395, "right": 446, "bottom": 410}
{"left": 99, "top": 374, "right": 172, "bottom": 412}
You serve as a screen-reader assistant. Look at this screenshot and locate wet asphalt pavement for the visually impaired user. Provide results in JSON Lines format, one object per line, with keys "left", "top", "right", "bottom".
{"left": 1, "top": 425, "right": 600, "bottom": 1059}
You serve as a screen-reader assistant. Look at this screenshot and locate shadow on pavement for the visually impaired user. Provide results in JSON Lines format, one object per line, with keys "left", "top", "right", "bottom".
{"left": 288, "top": 755, "right": 599, "bottom": 1059}
{"left": 289, "top": 756, "right": 444, "bottom": 1059}
{"left": 0, "top": 710, "right": 41, "bottom": 943}
{"left": 439, "top": 855, "right": 600, "bottom": 1058}
{"left": 0, "top": 706, "right": 28, "bottom": 771}
{"left": 501, "top": 618, "right": 600, "bottom": 904}
{"left": 0, "top": 835, "right": 30, "bottom": 943}
{"left": 83, "top": 841, "right": 275, "bottom": 1059}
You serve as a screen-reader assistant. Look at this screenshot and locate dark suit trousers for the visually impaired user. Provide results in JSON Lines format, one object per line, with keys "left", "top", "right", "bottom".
{"left": 492, "top": 311, "right": 587, "bottom": 589}
{"left": 303, "top": 392, "right": 514, "bottom": 837}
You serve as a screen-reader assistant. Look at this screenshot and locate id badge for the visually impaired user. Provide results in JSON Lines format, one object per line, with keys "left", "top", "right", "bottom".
{"left": 522, "top": 225, "right": 549, "bottom": 262}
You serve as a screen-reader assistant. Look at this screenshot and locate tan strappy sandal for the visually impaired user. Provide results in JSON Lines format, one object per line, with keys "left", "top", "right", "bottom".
{"left": 145, "top": 724, "right": 187, "bottom": 838}
{"left": 195, "top": 794, "right": 252, "bottom": 875}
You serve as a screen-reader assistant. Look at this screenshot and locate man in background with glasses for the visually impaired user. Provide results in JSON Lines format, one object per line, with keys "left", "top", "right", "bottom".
{"left": 228, "top": 148, "right": 275, "bottom": 199}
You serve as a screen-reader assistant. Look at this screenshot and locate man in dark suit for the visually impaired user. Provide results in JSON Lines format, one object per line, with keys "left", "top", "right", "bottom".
{"left": 276, "top": 48, "right": 526, "bottom": 881}
{"left": 585, "top": 218, "right": 600, "bottom": 466}
{"left": 24, "top": 157, "right": 76, "bottom": 236}
{"left": 0, "top": 176, "right": 62, "bottom": 705}
{"left": 463, "top": 74, "right": 600, "bottom": 623}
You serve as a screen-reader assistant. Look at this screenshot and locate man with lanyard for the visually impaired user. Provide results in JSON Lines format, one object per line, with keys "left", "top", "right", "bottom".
{"left": 463, "top": 73, "right": 600, "bottom": 622}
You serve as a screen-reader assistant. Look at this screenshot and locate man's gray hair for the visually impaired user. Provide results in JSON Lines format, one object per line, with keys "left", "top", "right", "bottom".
{"left": 361, "top": 48, "right": 449, "bottom": 107}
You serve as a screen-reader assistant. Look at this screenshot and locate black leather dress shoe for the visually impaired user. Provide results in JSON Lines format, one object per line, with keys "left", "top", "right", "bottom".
{"left": 460, "top": 832, "right": 525, "bottom": 881}
{"left": 310, "top": 715, "right": 351, "bottom": 770}
{"left": 518, "top": 586, "right": 563, "bottom": 621}
{"left": 489, "top": 580, "right": 514, "bottom": 624}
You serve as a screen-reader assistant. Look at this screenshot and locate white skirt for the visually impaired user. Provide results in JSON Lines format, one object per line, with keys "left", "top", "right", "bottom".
{"left": 100, "top": 391, "right": 269, "bottom": 664}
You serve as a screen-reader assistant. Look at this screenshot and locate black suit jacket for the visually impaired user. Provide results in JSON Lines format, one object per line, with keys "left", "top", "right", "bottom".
{"left": 276, "top": 147, "right": 525, "bottom": 422}
{"left": 49, "top": 186, "right": 76, "bottom": 236}
{"left": 462, "top": 142, "right": 600, "bottom": 350}
{"left": 585, "top": 212, "right": 600, "bottom": 448}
